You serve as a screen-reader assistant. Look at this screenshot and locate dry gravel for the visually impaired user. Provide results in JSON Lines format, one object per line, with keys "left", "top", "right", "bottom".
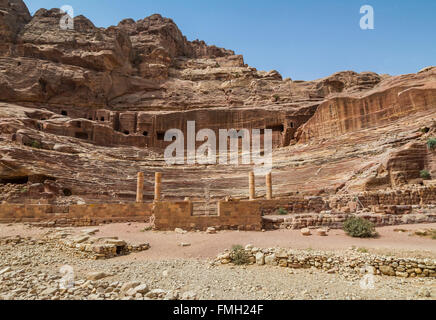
{"left": 0, "top": 225, "right": 435, "bottom": 300}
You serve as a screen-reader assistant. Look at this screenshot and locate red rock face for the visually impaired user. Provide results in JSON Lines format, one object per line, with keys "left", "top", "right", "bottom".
{"left": 0, "top": 0, "right": 435, "bottom": 205}
{"left": 296, "top": 73, "right": 436, "bottom": 143}
{"left": 0, "top": 0, "right": 31, "bottom": 42}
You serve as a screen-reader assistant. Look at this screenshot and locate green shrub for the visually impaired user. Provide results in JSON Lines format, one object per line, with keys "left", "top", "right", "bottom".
{"left": 427, "top": 138, "right": 436, "bottom": 150}
{"left": 277, "top": 207, "right": 288, "bottom": 215}
{"left": 343, "top": 217, "right": 376, "bottom": 238}
{"left": 230, "top": 245, "right": 249, "bottom": 265}
{"left": 420, "top": 170, "right": 431, "bottom": 180}
{"left": 30, "top": 140, "right": 41, "bottom": 149}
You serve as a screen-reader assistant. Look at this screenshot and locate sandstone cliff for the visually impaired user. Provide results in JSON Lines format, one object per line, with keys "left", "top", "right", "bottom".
{"left": 0, "top": 0, "right": 435, "bottom": 205}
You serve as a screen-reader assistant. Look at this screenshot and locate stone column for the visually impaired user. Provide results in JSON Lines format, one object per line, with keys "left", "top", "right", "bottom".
{"left": 136, "top": 172, "right": 144, "bottom": 203}
{"left": 154, "top": 172, "right": 162, "bottom": 201}
{"left": 249, "top": 171, "right": 255, "bottom": 200}
{"left": 266, "top": 172, "right": 273, "bottom": 200}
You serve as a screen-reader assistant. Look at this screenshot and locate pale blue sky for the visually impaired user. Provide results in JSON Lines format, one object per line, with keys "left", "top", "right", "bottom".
{"left": 24, "top": 0, "right": 436, "bottom": 80}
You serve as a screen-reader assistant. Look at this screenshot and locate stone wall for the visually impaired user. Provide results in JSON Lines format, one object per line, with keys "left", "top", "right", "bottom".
{"left": 153, "top": 200, "right": 263, "bottom": 231}
{"left": 331, "top": 186, "right": 436, "bottom": 209}
{"left": 216, "top": 246, "right": 436, "bottom": 278}
{"left": 262, "top": 212, "right": 436, "bottom": 230}
{"left": 256, "top": 197, "right": 329, "bottom": 215}
{"left": 1, "top": 188, "right": 436, "bottom": 229}
{"left": 0, "top": 203, "right": 153, "bottom": 226}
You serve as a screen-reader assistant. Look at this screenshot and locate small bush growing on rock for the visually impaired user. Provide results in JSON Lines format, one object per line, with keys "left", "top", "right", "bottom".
{"left": 343, "top": 217, "right": 376, "bottom": 238}
{"left": 427, "top": 138, "right": 436, "bottom": 150}
{"left": 27, "top": 140, "right": 41, "bottom": 149}
{"left": 415, "top": 229, "right": 436, "bottom": 240}
{"left": 420, "top": 170, "right": 431, "bottom": 179}
{"left": 230, "top": 245, "right": 249, "bottom": 265}
{"left": 277, "top": 207, "right": 288, "bottom": 215}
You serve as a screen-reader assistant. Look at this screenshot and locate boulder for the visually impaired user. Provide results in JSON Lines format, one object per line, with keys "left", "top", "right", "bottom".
{"left": 301, "top": 228, "right": 311, "bottom": 236}
{"left": 86, "top": 272, "right": 109, "bottom": 281}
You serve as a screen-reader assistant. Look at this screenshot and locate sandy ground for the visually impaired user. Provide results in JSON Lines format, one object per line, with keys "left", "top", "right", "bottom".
{"left": 1, "top": 222, "right": 435, "bottom": 260}
{"left": 1, "top": 222, "right": 435, "bottom": 300}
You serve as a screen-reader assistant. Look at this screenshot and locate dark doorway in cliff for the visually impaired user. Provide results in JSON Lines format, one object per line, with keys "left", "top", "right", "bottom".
{"left": 100, "top": 117, "right": 105, "bottom": 121}
{"left": 290, "top": 122, "right": 294, "bottom": 128}
{"left": 61, "top": 110, "right": 68, "bottom": 116}
{"left": 71, "top": 121, "right": 81, "bottom": 128}
{"left": 267, "top": 124, "right": 284, "bottom": 132}
{"left": 0, "top": 176, "right": 29, "bottom": 184}
{"left": 123, "top": 130, "right": 130, "bottom": 135}
{"left": 116, "top": 245, "right": 124, "bottom": 255}
{"left": 143, "top": 131, "right": 148, "bottom": 137}
{"left": 157, "top": 131, "right": 165, "bottom": 140}
{"left": 63, "top": 188, "right": 72, "bottom": 196}
{"left": 29, "top": 175, "right": 55, "bottom": 183}
{"left": 38, "top": 78, "right": 47, "bottom": 93}
{"left": 75, "top": 132, "right": 88, "bottom": 140}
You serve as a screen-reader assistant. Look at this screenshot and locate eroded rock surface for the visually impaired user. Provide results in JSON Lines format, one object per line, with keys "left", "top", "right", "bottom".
{"left": 0, "top": 0, "right": 435, "bottom": 207}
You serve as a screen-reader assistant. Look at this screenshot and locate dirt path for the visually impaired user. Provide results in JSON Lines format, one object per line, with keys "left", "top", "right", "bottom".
{"left": 2, "top": 222, "right": 434, "bottom": 260}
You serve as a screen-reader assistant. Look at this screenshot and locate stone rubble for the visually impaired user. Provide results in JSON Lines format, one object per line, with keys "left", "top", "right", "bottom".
{"left": 216, "top": 246, "right": 436, "bottom": 279}
{"left": 0, "top": 234, "right": 434, "bottom": 300}
{"left": 0, "top": 229, "right": 150, "bottom": 260}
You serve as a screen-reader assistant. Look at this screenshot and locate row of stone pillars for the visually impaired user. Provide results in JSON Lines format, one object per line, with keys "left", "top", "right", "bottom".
{"left": 249, "top": 171, "right": 273, "bottom": 200}
{"left": 136, "top": 172, "right": 162, "bottom": 203}
{"left": 136, "top": 171, "right": 272, "bottom": 202}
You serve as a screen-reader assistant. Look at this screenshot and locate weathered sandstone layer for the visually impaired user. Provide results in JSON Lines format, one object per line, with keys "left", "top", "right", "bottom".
{"left": 1, "top": 0, "right": 435, "bottom": 211}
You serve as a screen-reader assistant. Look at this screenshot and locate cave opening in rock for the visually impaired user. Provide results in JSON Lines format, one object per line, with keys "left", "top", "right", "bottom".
{"left": 100, "top": 117, "right": 105, "bottom": 121}
{"left": 63, "top": 188, "right": 72, "bottom": 196}
{"left": 123, "top": 130, "right": 130, "bottom": 135}
{"left": 0, "top": 176, "right": 29, "bottom": 184}
{"left": 157, "top": 131, "right": 165, "bottom": 140}
{"left": 116, "top": 246, "right": 124, "bottom": 255}
{"left": 61, "top": 110, "right": 68, "bottom": 116}
{"left": 143, "top": 131, "right": 148, "bottom": 137}
{"left": 75, "top": 132, "right": 88, "bottom": 140}
{"left": 29, "top": 175, "right": 56, "bottom": 183}
{"left": 267, "top": 124, "right": 284, "bottom": 132}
